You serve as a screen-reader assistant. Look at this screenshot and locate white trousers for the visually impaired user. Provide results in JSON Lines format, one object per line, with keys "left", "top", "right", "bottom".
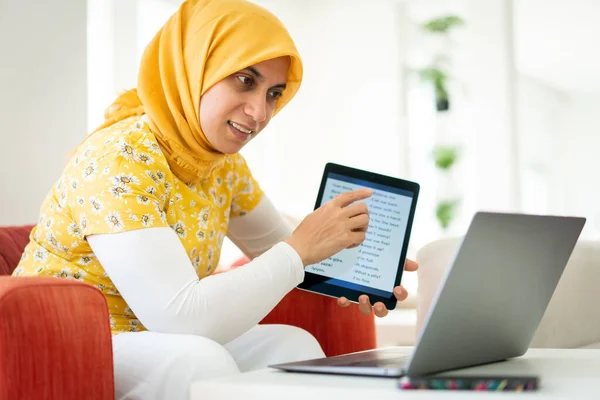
{"left": 112, "top": 324, "right": 325, "bottom": 400}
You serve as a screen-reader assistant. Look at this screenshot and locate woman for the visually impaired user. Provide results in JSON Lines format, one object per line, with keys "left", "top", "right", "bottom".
{"left": 13, "top": 0, "right": 417, "bottom": 398}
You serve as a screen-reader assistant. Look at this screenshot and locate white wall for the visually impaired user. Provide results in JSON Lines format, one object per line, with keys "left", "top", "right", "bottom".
{"left": 0, "top": 0, "right": 87, "bottom": 225}
{"left": 87, "top": 0, "right": 143, "bottom": 131}
{"left": 514, "top": 0, "right": 600, "bottom": 94}
{"left": 459, "top": 0, "right": 520, "bottom": 213}
{"left": 514, "top": 77, "right": 599, "bottom": 239}
{"left": 516, "top": 75, "right": 566, "bottom": 216}
{"left": 557, "top": 94, "right": 600, "bottom": 239}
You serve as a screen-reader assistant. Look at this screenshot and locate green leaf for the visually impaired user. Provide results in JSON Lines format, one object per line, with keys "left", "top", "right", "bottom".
{"left": 418, "top": 67, "right": 449, "bottom": 101}
{"left": 422, "top": 15, "right": 465, "bottom": 33}
{"left": 418, "top": 68, "right": 446, "bottom": 83}
{"left": 436, "top": 200, "right": 460, "bottom": 229}
{"left": 432, "top": 145, "right": 459, "bottom": 170}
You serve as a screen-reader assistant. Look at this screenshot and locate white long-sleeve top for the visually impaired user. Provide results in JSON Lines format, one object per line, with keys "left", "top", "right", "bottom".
{"left": 87, "top": 196, "right": 304, "bottom": 344}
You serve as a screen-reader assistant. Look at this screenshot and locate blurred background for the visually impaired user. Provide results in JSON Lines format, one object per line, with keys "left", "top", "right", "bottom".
{"left": 1, "top": 0, "right": 598, "bottom": 341}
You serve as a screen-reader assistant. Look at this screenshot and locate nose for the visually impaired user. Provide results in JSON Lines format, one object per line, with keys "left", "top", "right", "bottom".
{"left": 244, "top": 92, "right": 268, "bottom": 123}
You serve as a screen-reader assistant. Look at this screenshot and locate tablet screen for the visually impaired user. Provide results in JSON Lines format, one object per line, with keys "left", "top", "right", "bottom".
{"left": 305, "top": 172, "right": 415, "bottom": 298}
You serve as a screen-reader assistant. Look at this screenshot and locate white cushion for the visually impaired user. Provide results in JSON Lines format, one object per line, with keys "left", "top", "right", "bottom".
{"left": 579, "top": 341, "right": 600, "bottom": 349}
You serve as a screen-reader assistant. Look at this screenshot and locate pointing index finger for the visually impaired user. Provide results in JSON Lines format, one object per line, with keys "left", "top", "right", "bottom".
{"left": 333, "top": 188, "right": 373, "bottom": 208}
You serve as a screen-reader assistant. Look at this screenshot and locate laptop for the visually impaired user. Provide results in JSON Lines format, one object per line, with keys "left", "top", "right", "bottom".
{"left": 270, "top": 212, "right": 586, "bottom": 377}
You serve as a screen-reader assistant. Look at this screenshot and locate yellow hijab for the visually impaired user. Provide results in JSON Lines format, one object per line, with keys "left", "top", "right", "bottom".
{"left": 95, "top": 0, "right": 302, "bottom": 184}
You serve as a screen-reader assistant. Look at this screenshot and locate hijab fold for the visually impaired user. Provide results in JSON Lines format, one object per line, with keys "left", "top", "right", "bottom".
{"left": 90, "top": 0, "right": 302, "bottom": 184}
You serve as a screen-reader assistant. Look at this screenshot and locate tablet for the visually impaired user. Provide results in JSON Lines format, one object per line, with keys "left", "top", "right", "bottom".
{"left": 298, "top": 163, "right": 420, "bottom": 309}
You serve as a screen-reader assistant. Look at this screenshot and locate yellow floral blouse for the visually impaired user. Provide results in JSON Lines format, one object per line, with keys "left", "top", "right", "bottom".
{"left": 13, "top": 115, "right": 264, "bottom": 333}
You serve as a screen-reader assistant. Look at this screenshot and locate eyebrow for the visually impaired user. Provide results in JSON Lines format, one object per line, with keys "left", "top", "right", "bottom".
{"left": 245, "top": 66, "right": 287, "bottom": 90}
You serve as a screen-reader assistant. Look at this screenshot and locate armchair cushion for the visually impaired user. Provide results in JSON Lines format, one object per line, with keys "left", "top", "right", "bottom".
{"left": 0, "top": 276, "right": 114, "bottom": 400}
{"left": 0, "top": 224, "right": 33, "bottom": 276}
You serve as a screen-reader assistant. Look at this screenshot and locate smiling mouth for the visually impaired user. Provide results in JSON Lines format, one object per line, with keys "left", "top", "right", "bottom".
{"left": 228, "top": 121, "right": 255, "bottom": 135}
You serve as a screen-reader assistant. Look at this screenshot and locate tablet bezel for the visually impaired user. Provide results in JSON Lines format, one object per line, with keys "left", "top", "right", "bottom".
{"left": 297, "top": 162, "right": 420, "bottom": 310}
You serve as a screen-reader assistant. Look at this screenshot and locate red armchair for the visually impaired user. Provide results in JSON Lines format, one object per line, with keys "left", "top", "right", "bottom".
{"left": 0, "top": 225, "right": 114, "bottom": 400}
{"left": 0, "top": 225, "right": 376, "bottom": 398}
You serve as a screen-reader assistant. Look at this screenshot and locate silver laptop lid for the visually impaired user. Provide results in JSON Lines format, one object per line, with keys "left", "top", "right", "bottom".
{"left": 406, "top": 212, "right": 585, "bottom": 376}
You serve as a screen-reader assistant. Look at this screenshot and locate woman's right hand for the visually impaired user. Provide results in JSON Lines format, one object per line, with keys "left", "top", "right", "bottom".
{"left": 284, "top": 188, "right": 372, "bottom": 266}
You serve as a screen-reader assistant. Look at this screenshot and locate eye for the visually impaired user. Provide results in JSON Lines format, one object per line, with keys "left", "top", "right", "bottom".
{"left": 268, "top": 90, "right": 283, "bottom": 101}
{"left": 237, "top": 75, "right": 254, "bottom": 87}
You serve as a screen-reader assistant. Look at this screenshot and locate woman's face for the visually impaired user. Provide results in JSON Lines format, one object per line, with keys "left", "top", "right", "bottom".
{"left": 199, "top": 56, "right": 291, "bottom": 154}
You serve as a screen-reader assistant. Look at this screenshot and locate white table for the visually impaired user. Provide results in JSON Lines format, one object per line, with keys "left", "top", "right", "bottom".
{"left": 190, "top": 348, "right": 600, "bottom": 399}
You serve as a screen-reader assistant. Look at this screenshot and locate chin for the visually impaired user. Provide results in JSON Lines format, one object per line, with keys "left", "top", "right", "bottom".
{"left": 220, "top": 142, "right": 247, "bottom": 154}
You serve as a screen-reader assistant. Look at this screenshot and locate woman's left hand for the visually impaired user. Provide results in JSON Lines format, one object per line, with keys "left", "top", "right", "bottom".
{"left": 337, "top": 259, "right": 419, "bottom": 318}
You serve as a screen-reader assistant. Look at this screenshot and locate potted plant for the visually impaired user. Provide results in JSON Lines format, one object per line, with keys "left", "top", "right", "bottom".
{"left": 419, "top": 14, "right": 465, "bottom": 232}
{"left": 419, "top": 67, "right": 450, "bottom": 112}
{"left": 418, "top": 15, "right": 464, "bottom": 112}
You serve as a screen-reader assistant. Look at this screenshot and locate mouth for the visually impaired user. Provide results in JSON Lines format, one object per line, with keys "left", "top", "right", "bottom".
{"left": 227, "top": 121, "right": 255, "bottom": 143}
{"left": 228, "top": 121, "right": 255, "bottom": 134}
